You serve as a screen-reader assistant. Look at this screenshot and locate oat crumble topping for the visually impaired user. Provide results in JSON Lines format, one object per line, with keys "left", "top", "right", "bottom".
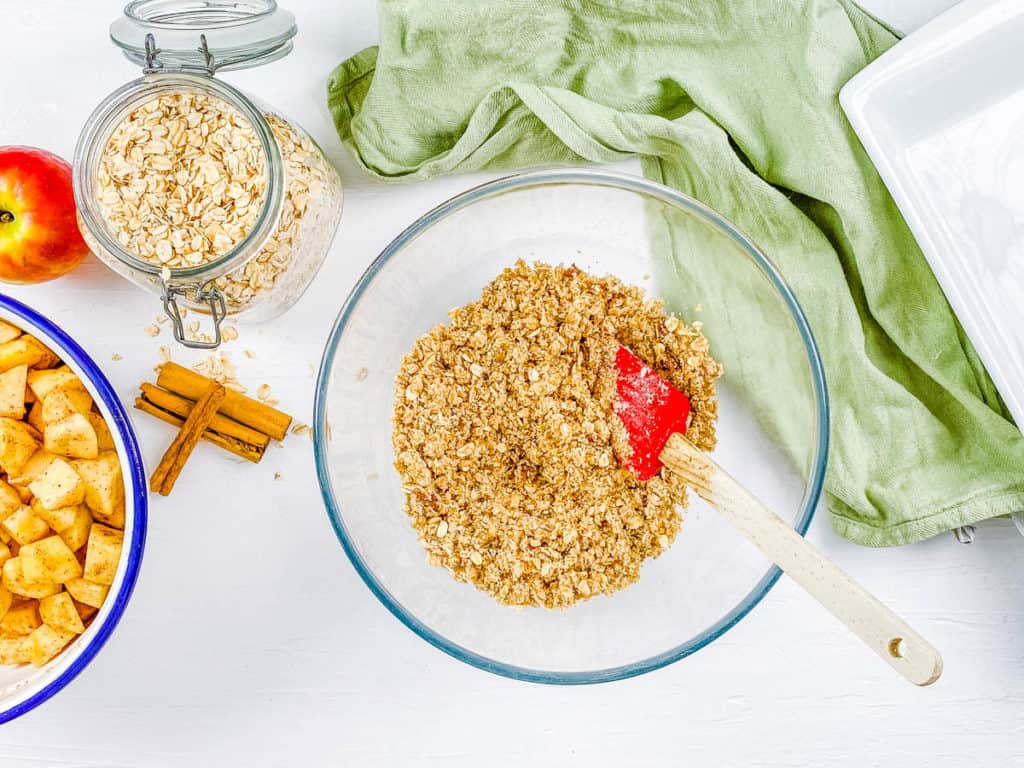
{"left": 392, "top": 262, "right": 722, "bottom": 608}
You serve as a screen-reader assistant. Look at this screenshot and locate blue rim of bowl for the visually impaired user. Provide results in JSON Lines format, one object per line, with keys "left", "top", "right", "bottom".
{"left": 0, "top": 293, "right": 147, "bottom": 723}
{"left": 314, "top": 169, "right": 829, "bottom": 684}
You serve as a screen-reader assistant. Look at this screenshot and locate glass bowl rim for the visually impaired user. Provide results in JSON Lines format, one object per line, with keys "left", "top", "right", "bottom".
{"left": 313, "top": 168, "right": 829, "bottom": 684}
{"left": 0, "top": 293, "right": 148, "bottom": 722}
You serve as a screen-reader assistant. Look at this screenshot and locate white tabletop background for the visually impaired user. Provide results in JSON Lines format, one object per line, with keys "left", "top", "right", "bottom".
{"left": 2, "top": 0, "right": 1020, "bottom": 765}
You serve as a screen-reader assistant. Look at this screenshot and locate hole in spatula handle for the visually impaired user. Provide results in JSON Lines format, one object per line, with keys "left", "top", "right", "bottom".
{"left": 888, "top": 637, "right": 905, "bottom": 658}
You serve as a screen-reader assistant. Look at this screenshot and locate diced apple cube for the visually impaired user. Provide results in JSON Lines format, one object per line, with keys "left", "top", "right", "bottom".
{"left": 1, "top": 558, "right": 59, "bottom": 599}
{"left": 74, "top": 452, "right": 124, "bottom": 527}
{"left": 57, "top": 506, "right": 92, "bottom": 553}
{"left": 30, "top": 498, "right": 78, "bottom": 532}
{"left": 0, "top": 480, "right": 20, "bottom": 519}
{"left": 7, "top": 449, "right": 57, "bottom": 489}
{"left": 0, "top": 636, "right": 32, "bottom": 665}
{"left": 27, "top": 367, "right": 92, "bottom": 414}
{"left": 28, "top": 622, "right": 76, "bottom": 666}
{"left": 0, "top": 336, "right": 58, "bottom": 373}
{"left": 0, "top": 365, "right": 27, "bottom": 419}
{"left": 38, "top": 591, "right": 84, "bottom": 635}
{"left": 28, "top": 458, "right": 84, "bottom": 510}
{"left": 0, "top": 600, "right": 39, "bottom": 637}
{"left": 83, "top": 524, "right": 122, "bottom": 585}
{"left": 43, "top": 412, "right": 98, "bottom": 460}
{"left": 41, "top": 390, "right": 75, "bottom": 424}
{"left": 96, "top": 498, "right": 124, "bottom": 530}
{"left": 20, "top": 536, "right": 82, "bottom": 584}
{"left": 63, "top": 577, "right": 108, "bottom": 608}
{"left": 2, "top": 506, "right": 49, "bottom": 545}
{"left": 0, "top": 417, "right": 40, "bottom": 475}
{"left": 0, "top": 320, "right": 21, "bottom": 345}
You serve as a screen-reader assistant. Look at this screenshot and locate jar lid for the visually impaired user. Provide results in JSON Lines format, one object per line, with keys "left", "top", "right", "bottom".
{"left": 110, "top": 1, "right": 297, "bottom": 73}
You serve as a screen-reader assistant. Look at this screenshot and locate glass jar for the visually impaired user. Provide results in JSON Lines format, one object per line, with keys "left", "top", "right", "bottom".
{"left": 73, "top": 0, "right": 342, "bottom": 348}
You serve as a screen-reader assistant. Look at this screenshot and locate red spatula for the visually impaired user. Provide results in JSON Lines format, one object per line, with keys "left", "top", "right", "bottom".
{"left": 614, "top": 346, "right": 943, "bottom": 685}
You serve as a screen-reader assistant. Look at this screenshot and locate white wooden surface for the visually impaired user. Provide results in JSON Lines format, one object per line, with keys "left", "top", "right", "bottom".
{"left": 1, "top": 1, "right": 1021, "bottom": 765}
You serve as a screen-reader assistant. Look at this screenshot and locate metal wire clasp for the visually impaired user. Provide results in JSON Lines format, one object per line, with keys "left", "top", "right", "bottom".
{"left": 162, "top": 282, "right": 227, "bottom": 349}
{"left": 143, "top": 32, "right": 218, "bottom": 75}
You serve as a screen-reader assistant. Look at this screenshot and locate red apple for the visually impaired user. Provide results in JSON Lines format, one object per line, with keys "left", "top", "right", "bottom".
{"left": 0, "top": 146, "right": 90, "bottom": 284}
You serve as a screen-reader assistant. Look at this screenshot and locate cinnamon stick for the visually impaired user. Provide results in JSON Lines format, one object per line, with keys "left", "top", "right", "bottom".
{"left": 139, "top": 384, "right": 270, "bottom": 452}
{"left": 150, "top": 382, "right": 226, "bottom": 496}
{"left": 134, "top": 398, "right": 266, "bottom": 464}
{"left": 157, "top": 363, "right": 292, "bottom": 440}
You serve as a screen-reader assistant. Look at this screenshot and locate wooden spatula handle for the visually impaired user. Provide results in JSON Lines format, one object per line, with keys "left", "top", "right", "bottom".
{"left": 661, "top": 434, "right": 942, "bottom": 686}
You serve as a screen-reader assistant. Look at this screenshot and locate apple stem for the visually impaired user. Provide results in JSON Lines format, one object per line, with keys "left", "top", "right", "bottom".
{"left": 0, "top": 210, "right": 13, "bottom": 225}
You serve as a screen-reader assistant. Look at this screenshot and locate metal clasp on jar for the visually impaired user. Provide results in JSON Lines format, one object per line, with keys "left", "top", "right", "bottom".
{"left": 143, "top": 32, "right": 219, "bottom": 75}
{"left": 162, "top": 282, "right": 227, "bottom": 349}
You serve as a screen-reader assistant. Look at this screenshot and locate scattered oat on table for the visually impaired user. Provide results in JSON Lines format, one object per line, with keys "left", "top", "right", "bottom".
{"left": 186, "top": 331, "right": 214, "bottom": 345}
{"left": 144, "top": 325, "right": 160, "bottom": 337}
{"left": 112, "top": 353, "right": 123, "bottom": 361}
{"left": 255, "top": 384, "right": 279, "bottom": 407}
{"left": 392, "top": 261, "right": 722, "bottom": 609}
{"left": 193, "top": 352, "right": 245, "bottom": 393}
{"left": 356, "top": 367, "right": 369, "bottom": 381}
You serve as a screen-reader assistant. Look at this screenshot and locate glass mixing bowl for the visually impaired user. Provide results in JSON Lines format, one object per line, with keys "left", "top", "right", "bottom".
{"left": 315, "top": 170, "right": 828, "bottom": 683}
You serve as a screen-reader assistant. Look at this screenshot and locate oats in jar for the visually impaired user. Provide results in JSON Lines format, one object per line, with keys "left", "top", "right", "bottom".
{"left": 96, "top": 93, "right": 268, "bottom": 268}
{"left": 89, "top": 91, "right": 343, "bottom": 322}
{"left": 392, "top": 261, "right": 723, "bottom": 609}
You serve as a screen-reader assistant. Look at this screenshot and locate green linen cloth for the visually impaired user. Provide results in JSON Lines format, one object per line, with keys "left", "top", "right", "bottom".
{"left": 326, "top": 0, "right": 1024, "bottom": 545}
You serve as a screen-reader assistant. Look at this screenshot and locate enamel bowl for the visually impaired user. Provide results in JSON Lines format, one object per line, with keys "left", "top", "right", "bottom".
{"left": 0, "top": 294, "right": 146, "bottom": 723}
{"left": 315, "top": 170, "right": 828, "bottom": 683}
